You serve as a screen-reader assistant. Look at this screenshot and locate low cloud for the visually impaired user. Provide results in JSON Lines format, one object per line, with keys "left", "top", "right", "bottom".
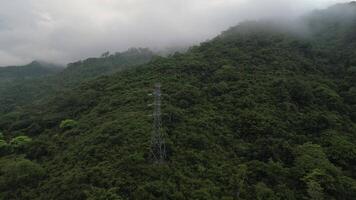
{"left": 0, "top": 0, "right": 348, "bottom": 66}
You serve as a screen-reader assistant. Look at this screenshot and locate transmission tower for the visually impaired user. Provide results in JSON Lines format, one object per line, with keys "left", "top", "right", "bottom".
{"left": 150, "top": 83, "right": 166, "bottom": 163}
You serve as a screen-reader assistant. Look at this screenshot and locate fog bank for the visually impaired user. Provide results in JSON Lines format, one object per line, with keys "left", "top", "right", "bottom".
{"left": 0, "top": 0, "right": 349, "bottom": 66}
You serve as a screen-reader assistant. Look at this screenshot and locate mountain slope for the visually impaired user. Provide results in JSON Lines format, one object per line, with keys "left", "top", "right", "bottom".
{"left": 0, "top": 2, "right": 356, "bottom": 200}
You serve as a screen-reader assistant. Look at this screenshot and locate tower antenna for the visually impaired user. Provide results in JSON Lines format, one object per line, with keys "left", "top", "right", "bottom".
{"left": 150, "top": 83, "right": 166, "bottom": 163}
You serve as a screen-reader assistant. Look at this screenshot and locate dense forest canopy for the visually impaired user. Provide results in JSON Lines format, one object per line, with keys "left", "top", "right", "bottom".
{"left": 0, "top": 2, "right": 356, "bottom": 200}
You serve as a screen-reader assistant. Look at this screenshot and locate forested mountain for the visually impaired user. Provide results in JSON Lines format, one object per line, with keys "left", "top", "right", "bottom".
{"left": 0, "top": 2, "right": 356, "bottom": 200}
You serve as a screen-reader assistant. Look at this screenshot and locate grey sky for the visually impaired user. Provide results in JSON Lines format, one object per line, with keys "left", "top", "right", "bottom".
{"left": 0, "top": 0, "right": 349, "bottom": 66}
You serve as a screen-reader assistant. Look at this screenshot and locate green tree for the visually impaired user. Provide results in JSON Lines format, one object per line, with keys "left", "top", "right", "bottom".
{"left": 306, "top": 179, "right": 324, "bottom": 200}
{"left": 0, "top": 158, "right": 45, "bottom": 193}
{"left": 294, "top": 143, "right": 334, "bottom": 174}
{"left": 255, "top": 182, "right": 279, "bottom": 200}
{"left": 85, "top": 187, "right": 122, "bottom": 200}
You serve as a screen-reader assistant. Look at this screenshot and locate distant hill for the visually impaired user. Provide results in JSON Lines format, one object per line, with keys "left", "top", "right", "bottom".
{"left": 0, "top": 2, "right": 356, "bottom": 200}
{"left": 306, "top": 1, "right": 356, "bottom": 60}
{"left": 0, "top": 61, "right": 62, "bottom": 82}
{"left": 58, "top": 48, "right": 155, "bottom": 86}
{"left": 0, "top": 48, "right": 156, "bottom": 114}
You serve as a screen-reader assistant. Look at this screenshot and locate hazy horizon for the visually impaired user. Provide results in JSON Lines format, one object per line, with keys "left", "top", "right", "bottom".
{"left": 0, "top": 0, "right": 350, "bottom": 66}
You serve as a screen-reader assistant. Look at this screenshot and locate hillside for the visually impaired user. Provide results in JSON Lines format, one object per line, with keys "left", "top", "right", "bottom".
{"left": 1, "top": 2, "right": 356, "bottom": 200}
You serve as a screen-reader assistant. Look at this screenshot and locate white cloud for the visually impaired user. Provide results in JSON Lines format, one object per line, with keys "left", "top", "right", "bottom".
{"left": 0, "top": 0, "right": 349, "bottom": 66}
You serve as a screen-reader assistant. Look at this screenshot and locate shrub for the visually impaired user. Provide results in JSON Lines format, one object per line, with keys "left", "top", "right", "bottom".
{"left": 85, "top": 187, "right": 122, "bottom": 200}
{"left": 60, "top": 119, "right": 78, "bottom": 129}
{"left": 10, "top": 136, "right": 32, "bottom": 148}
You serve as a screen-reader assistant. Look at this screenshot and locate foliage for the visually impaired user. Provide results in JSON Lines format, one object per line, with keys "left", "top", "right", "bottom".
{"left": 0, "top": 140, "right": 10, "bottom": 155}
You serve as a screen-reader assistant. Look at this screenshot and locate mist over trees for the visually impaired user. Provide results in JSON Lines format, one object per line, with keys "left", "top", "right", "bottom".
{"left": 0, "top": 0, "right": 348, "bottom": 66}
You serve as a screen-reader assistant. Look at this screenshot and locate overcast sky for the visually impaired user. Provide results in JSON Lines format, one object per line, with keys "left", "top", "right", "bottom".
{"left": 0, "top": 0, "right": 349, "bottom": 66}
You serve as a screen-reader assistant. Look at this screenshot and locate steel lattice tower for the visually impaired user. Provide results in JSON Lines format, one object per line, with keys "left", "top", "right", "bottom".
{"left": 150, "top": 83, "right": 166, "bottom": 163}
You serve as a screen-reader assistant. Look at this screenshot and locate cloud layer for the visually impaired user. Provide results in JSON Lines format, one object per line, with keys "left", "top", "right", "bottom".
{"left": 0, "top": 0, "right": 348, "bottom": 66}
